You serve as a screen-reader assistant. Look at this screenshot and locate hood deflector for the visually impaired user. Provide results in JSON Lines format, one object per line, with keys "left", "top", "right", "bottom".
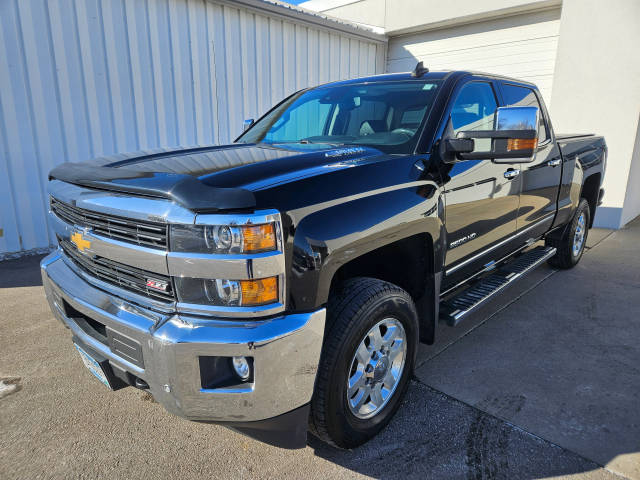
{"left": 49, "top": 162, "right": 256, "bottom": 213}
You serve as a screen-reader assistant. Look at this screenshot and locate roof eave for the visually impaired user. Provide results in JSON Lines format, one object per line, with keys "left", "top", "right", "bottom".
{"left": 215, "top": 0, "right": 388, "bottom": 43}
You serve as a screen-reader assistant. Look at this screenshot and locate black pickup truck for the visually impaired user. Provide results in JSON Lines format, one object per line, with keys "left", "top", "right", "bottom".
{"left": 41, "top": 65, "right": 606, "bottom": 449}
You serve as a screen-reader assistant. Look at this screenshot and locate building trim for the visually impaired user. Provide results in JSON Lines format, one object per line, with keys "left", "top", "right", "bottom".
{"left": 385, "top": 0, "right": 562, "bottom": 37}
{"left": 219, "top": 0, "right": 388, "bottom": 43}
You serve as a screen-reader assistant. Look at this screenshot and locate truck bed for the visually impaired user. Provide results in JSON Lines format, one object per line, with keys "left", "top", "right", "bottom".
{"left": 556, "top": 133, "right": 596, "bottom": 140}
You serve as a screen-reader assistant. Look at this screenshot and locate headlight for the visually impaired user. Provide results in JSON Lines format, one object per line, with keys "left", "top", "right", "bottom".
{"left": 171, "top": 223, "right": 277, "bottom": 254}
{"left": 175, "top": 276, "right": 279, "bottom": 307}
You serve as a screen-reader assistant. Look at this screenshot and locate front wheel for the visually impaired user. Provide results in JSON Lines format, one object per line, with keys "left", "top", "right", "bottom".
{"left": 309, "top": 277, "right": 418, "bottom": 448}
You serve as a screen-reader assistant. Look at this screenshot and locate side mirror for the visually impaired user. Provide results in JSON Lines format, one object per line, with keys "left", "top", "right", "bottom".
{"left": 243, "top": 118, "right": 255, "bottom": 132}
{"left": 444, "top": 138, "right": 475, "bottom": 155}
{"left": 447, "top": 106, "right": 539, "bottom": 163}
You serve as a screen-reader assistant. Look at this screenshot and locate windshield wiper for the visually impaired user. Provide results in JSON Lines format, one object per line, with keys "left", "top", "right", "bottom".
{"left": 299, "top": 140, "right": 347, "bottom": 145}
{"left": 266, "top": 141, "right": 346, "bottom": 146}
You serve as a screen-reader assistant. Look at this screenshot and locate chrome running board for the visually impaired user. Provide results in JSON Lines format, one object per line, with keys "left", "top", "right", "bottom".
{"left": 439, "top": 246, "right": 557, "bottom": 326}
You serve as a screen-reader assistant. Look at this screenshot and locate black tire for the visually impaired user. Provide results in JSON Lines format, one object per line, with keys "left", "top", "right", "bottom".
{"left": 309, "top": 277, "right": 419, "bottom": 449}
{"left": 546, "top": 198, "right": 590, "bottom": 269}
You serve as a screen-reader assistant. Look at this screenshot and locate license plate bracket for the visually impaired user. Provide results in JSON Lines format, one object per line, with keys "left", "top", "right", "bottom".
{"left": 74, "top": 343, "right": 114, "bottom": 390}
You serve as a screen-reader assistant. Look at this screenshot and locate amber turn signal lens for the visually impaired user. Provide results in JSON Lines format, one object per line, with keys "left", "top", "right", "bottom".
{"left": 240, "top": 276, "right": 278, "bottom": 306}
{"left": 507, "top": 137, "right": 538, "bottom": 151}
{"left": 241, "top": 223, "right": 276, "bottom": 252}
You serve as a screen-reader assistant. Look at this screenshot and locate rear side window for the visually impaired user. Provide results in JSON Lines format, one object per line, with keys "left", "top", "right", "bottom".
{"left": 501, "top": 84, "right": 549, "bottom": 141}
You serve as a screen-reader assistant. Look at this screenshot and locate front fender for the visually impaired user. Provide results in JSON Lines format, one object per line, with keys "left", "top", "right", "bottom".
{"left": 287, "top": 181, "right": 445, "bottom": 311}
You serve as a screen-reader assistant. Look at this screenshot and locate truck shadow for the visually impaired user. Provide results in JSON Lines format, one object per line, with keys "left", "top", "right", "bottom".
{"left": 308, "top": 380, "right": 606, "bottom": 480}
{"left": 309, "top": 220, "right": 640, "bottom": 479}
{"left": 0, "top": 254, "right": 47, "bottom": 288}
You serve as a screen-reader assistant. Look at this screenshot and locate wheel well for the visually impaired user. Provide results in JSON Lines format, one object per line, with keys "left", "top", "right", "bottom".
{"left": 328, "top": 233, "right": 436, "bottom": 343}
{"left": 581, "top": 173, "right": 601, "bottom": 227}
{"left": 329, "top": 233, "right": 432, "bottom": 302}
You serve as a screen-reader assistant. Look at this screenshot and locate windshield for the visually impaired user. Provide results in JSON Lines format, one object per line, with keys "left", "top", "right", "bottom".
{"left": 237, "top": 80, "right": 441, "bottom": 154}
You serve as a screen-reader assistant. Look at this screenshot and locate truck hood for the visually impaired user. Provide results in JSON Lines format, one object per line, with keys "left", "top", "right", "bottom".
{"left": 49, "top": 143, "right": 385, "bottom": 212}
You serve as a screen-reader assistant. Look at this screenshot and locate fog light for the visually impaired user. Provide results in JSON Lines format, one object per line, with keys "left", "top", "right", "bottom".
{"left": 232, "top": 356, "right": 250, "bottom": 381}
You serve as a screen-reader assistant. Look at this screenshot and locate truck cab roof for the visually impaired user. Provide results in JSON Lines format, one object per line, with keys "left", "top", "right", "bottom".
{"left": 317, "top": 69, "right": 538, "bottom": 90}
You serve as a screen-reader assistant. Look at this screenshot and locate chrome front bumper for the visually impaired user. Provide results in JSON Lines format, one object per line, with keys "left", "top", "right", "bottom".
{"left": 41, "top": 251, "right": 325, "bottom": 423}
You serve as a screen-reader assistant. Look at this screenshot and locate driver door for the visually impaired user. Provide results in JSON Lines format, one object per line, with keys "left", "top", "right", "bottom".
{"left": 441, "top": 80, "right": 521, "bottom": 289}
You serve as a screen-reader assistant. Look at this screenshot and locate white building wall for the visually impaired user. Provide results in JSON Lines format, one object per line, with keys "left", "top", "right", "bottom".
{"left": 0, "top": 0, "right": 386, "bottom": 256}
{"left": 300, "top": 0, "right": 560, "bottom": 35}
{"left": 386, "top": 9, "right": 561, "bottom": 104}
{"left": 300, "top": 0, "right": 386, "bottom": 31}
{"left": 549, "top": 0, "right": 640, "bottom": 229}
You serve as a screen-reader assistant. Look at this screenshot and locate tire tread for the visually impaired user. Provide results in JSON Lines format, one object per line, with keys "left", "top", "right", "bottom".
{"left": 309, "top": 277, "right": 416, "bottom": 447}
{"left": 546, "top": 199, "right": 590, "bottom": 269}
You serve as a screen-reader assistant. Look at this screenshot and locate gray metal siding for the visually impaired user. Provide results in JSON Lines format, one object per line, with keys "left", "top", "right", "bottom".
{"left": 0, "top": 0, "right": 386, "bottom": 255}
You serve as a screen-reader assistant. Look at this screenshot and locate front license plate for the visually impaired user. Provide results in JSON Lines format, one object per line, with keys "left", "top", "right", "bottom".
{"left": 74, "top": 344, "right": 112, "bottom": 390}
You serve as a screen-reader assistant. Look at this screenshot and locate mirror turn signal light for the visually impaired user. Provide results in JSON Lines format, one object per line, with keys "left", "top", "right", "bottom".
{"left": 240, "top": 276, "right": 278, "bottom": 306}
{"left": 507, "top": 137, "right": 538, "bottom": 151}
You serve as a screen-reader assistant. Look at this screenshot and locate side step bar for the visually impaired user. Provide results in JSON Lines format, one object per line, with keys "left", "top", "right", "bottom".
{"left": 439, "top": 246, "right": 557, "bottom": 326}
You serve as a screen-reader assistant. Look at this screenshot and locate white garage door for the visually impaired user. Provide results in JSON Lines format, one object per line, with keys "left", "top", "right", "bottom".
{"left": 387, "top": 9, "right": 561, "bottom": 105}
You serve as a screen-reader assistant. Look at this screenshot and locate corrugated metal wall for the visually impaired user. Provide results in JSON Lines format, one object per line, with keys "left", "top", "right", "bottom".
{"left": 0, "top": 0, "right": 386, "bottom": 256}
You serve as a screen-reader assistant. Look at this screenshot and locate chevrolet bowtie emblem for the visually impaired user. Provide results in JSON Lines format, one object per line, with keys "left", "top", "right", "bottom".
{"left": 71, "top": 232, "right": 91, "bottom": 252}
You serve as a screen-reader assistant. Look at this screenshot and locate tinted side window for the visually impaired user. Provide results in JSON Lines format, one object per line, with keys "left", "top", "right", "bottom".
{"left": 451, "top": 82, "right": 498, "bottom": 152}
{"left": 502, "top": 84, "right": 548, "bottom": 140}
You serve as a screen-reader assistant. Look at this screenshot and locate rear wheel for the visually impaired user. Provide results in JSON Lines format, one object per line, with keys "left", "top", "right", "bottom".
{"left": 309, "top": 277, "right": 418, "bottom": 448}
{"left": 546, "top": 198, "right": 590, "bottom": 269}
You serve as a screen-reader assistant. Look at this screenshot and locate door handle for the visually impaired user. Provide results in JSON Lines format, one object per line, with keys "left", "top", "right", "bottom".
{"left": 547, "top": 158, "right": 562, "bottom": 167}
{"left": 504, "top": 169, "right": 521, "bottom": 180}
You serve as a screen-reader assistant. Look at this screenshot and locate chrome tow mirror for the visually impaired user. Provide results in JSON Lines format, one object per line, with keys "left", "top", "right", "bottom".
{"left": 446, "top": 106, "right": 540, "bottom": 163}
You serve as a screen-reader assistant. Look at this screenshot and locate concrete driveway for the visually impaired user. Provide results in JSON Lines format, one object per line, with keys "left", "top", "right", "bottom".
{"left": 1, "top": 219, "right": 639, "bottom": 479}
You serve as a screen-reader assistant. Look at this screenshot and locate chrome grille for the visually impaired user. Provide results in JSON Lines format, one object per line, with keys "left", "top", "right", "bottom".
{"left": 50, "top": 197, "right": 168, "bottom": 249}
{"left": 59, "top": 238, "right": 175, "bottom": 303}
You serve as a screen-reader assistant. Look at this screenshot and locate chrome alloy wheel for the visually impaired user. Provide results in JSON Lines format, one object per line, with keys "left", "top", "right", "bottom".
{"left": 347, "top": 318, "right": 407, "bottom": 419}
{"left": 573, "top": 213, "right": 586, "bottom": 256}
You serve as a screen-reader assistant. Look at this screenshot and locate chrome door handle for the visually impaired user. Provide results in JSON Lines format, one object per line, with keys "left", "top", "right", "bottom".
{"left": 547, "top": 158, "right": 562, "bottom": 167}
{"left": 504, "top": 169, "right": 521, "bottom": 179}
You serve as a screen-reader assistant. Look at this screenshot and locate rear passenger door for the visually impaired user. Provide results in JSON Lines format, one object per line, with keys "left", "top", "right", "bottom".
{"left": 500, "top": 83, "right": 562, "bottom": 239}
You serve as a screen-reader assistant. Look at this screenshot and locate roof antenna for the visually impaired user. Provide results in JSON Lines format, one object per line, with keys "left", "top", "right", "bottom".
{"left": 411, "top": 61, "right": 429, "bottom": 78}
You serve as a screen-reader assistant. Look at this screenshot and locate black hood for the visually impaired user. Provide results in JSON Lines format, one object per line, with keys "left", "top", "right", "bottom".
{"left": 49, "top": 143, "right": 385, "bottom": 212}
